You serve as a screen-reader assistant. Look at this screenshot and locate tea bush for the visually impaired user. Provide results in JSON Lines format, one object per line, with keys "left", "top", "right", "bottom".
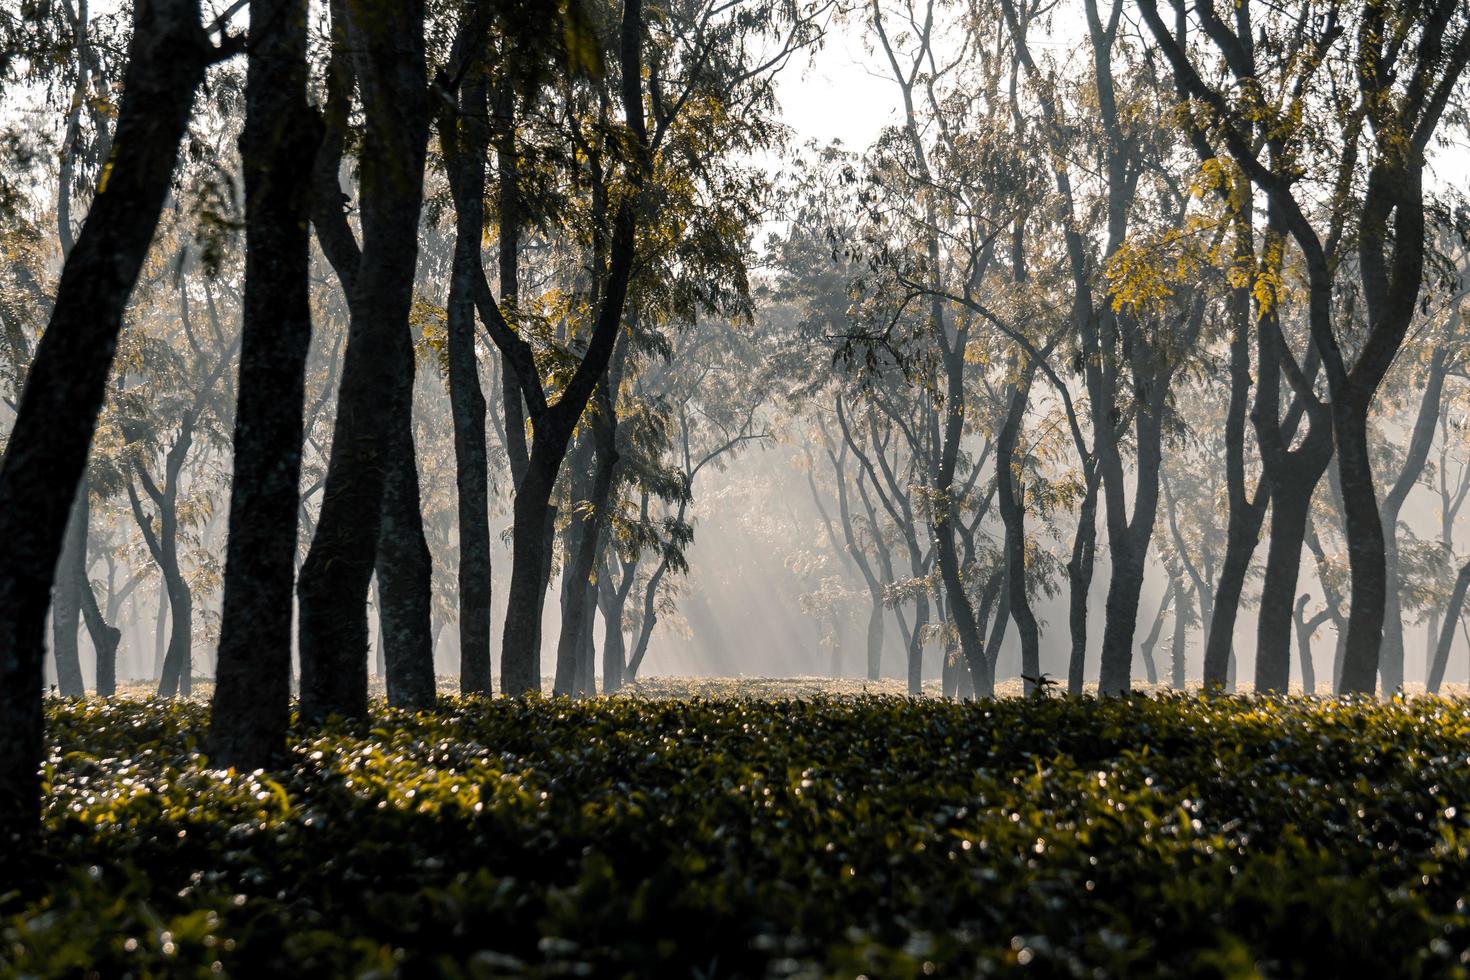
{"left": 6, "top": 692, "right": 1470, "bottom": 977}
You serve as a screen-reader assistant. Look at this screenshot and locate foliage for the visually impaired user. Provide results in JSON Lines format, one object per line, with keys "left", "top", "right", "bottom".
{"left": 10, "top": 693, "right": 1470, "bottom": 976}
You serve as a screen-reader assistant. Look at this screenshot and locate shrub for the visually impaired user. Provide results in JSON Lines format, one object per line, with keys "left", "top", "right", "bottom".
{"left": 5, "top": 692, "right": 1470, "bottom": 977}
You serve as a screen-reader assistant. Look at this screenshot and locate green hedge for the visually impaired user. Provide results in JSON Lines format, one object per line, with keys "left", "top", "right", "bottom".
{"left": 6, "top": 693, "right": 1470, "bottom": 977}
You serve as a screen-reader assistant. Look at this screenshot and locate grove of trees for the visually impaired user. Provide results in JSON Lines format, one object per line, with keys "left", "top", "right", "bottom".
{"left": 1, "top": 0, "right": 1468, "bottom": 846}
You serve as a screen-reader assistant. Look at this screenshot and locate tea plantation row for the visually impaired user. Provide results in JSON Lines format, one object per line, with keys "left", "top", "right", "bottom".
{"left": 6, "top": 693, "right": 1470, "bottom": 977}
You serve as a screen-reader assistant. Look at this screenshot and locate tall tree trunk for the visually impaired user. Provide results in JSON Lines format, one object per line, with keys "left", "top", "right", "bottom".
{"left": 153, "top": 576, "right": 168, "bottom": 680}
{"left": 1095, "top": 314, "right": 1181, "bottom": 696}
{"left": 1292, "top": 594, "right": 1326, "bottom": 695}
{"left": 377, "top": 422, "right": 435, "bottom": 709}
{"left": 79, "top": 581, "right": 120, "bottom": 698}
{"left": 1376, "top": 350, "right": 1447, "bottom": 693}
{"left": 1203, "top": 297, "right": 1268, "bottom": 688}
{"left": 52, "top": 489, "right": 88, "bottom": 696}
{"left": 932, "top": 344, "right": 988, "bottom": 699}
{"left": 1097, "top": 539, "right": 1147, "bottom": 695}
{"left": 1138, "top": 582, "right": 1170, "bottom": 687}
{"left": 1065, "top": 472, "right": 1098, "bottom": 694}
{"left": 997, "top": 367, "right": 1040, "bottom": 692}
{"left": 863, "top": 598, "right": 883, "bottom": 683}
{"left": 554, "top": 435, "right": 596, "bottom": 695}
{"left": 1335, "top": 403, "right": 1386, "bottom": 695}
{"left": 157, "top": 565, "right": 192, "bottom": 698}
{"left": 442, "top": 23, "right": 493, "bottom": 696}
{"left": 1169, "top": 579, "right": 1188, "bottom": 689}
{"left": 297, "top": 0, "right": 429, "bottom": 724}
{"left": 599, "top": 570, "right": 627, "bottom": 693}
{"left": 211, "top": 0, "right": 318, "bottom": 770}
{"left": 501, "top": 454, "right": 561, "bottom": 693}
{"left": 558, "top": 418, "right": 618, "bottom": 695}
{"left": 575, "top": 572, "right": 599, "bottom": 696}
{"left": 0, "top": 0, "right": 207, "bottom": 843}
{"left": 1427, "top": 558, "right": 1470, "bottom": 694}
{"left": 491, "top": 0, "right": 646, "bottom": 695}
{"left": 981, "top": 579, "right": 1010, "bottom": 696}
{"left": 1254, "top": 482, "right": 1315, "bottom": 692}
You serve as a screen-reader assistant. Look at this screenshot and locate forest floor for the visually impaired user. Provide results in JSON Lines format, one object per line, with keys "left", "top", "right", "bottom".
{"left": 8, "top": 690, "right": 1470, "bottom": 976}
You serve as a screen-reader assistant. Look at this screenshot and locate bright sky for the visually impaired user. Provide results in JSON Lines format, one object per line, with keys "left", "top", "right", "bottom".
{"left": 773, "top": 20, "right": 901, "bottom": 152}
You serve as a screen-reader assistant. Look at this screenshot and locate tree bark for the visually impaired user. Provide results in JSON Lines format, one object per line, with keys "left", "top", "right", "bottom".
{"left": 1138, "top": 582, "right": 1170, "bottom": 687}
{"left": 486, "top": 0, "right": 647, "bottom": 694}
{"left": 1065, "top": 472, "right": 1098, "bottom": 694}
{"left": 377, "top": 418, "right": 435, "bottom": 709}
{"left": 211, "top": 0, "right": 318, "bottom": 770}
{"left": 297, "top": 0, "right": 429, "bottom": 724}
{"left": 996, "top": 366, "right": 1040, "bottom": 692}
{"left": 598, "top": 563, "right": 627, "bottom": 693}
{"left": 0, "top": 0, "right": 207, "bottom": 843}
{"left": 79, "top": 579, "right": 120, "bottom": 698}
{"left": 1427, "top": 557, "right": 1470, "bottom": 694}
{"left": 1169, "top": 581, "right": 1188, "bottom": 689}
{"left": 1096, "top": 349, "right": 1167, "bottom": 695}
{"left": 554, "top": 433, "right": 598, "bottom": 696}
{"left": 1292, "top": 594, "right": 1329, "bottom": 695}
{"left": 52, "top": 489, "right": 88, "bottom": 696}
{"left": 441, "top": 20, "right": 493, "bottom": 696}
{"left": 1376, "top": 349, "right": 1447, "bottom": 692}
{"left": 1254, "top": 485, "right": 1314, "bottom": 692}
{"left": 1334, "top": 402, "right": 1387, "bottom": 695}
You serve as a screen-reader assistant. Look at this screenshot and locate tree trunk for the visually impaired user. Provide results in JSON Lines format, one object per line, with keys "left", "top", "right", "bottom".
{"left": 1254, "top": 486, "right": 1313, "bottom": 692}
{"left": 600, "top": 574, "right": 626, "bottom": 693}
{"left": 1292, "top": 595, "right": 1322, "bottom": 695}
{"left": 1169, "top": 581, "right": 1188, "bottom": 689}
{"left": 1097, "top": 541, "right": 1147, "bottom": 695}
{"left": 1203, "top": 279, "right": 1269, "bottom": 688}
{"left": 501, "top": 452, "right": 560, "bottom": 694}
{"left": 443, "top": 28, "right": 493, "bottom": 696}
{"left": 1065, "top": 473, "right": 1098, "bottom": 694}
{"left": 493, "top": 0, "right": 646, "bottom": 695}
{"left": 997, "top": 367, "right": 1040, "bottom": 692}
{"left": 864, "top": 599, "right": 883, "bottom": 683}
{"left": 1138, "top": 583, "right": 1170, "bottom": 687}
{"left": 153, "top": 576, "right": 168, "bottom": 680}
{"left": 1376, "top": 350, "right": 1447, "bottom": 694}
{"left": 0, "top": 0, "right": 206, "bottom": 843}
{"left": 554, "top": 436, "right": 596, "bottom": 696}
{"left": 559, "top": 410, "right": 619, "bottom": 696}
{"left": 1335, "top": 403, "right": 1386, "bottom": 695}
{"left": 575, "top": 573, "right": 599, "bottom": 696}
{"left": 297, "top": 0, "right": 429, "bottom": 724}
{"left": 1204, "top": 514, "right": 1261, "bottom": 688}
{"left": 52, "top": 489, "right": 87, "bottom": 696}
{"left": 211, "top": 0, "right": 318, "bottom": 770}
{"left": 377, "top": 427, "right": 435, "bottom": 709}
{"left": 933, "top": 340, "right": 988, "bottom": 698}
{"left": 156, "top": 566, "right": 192, "bottom": 698}
{"left": 1425, "top": 609, "right": 1441, "bottom": 690}
{"left": 1427, "top": 558, "right": 1470, "bottom": 694}
{"left": 79, "top": 580, "right": 120, "bottom": 698}
{"left": 980, "top": 581, "right": 1010, "bottom": 696}
{"left": 1095, "top": 338, "right": 1172, "bottom": 696}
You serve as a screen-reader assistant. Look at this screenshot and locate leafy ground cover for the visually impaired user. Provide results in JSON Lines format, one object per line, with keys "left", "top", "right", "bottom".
{"left": 7, "top": 691, "right": 1470, "bottom": 977}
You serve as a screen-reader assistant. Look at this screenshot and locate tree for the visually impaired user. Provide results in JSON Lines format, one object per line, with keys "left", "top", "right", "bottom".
{"left": 0, "top": 0, "right": 222, "bottom": 844}
{"left": 296, "top": 0, "right": 432, "bottom": 722}
{"left": 210, "top": 0, "right": 320, "bottom": 769}
{"left": 1139, "top": 0, "right": 1470, "bottom": 693}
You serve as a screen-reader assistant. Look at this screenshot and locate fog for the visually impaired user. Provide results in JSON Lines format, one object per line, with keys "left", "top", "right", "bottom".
{"left": 6, "top": 0, "right": 1470, "bottom": 703}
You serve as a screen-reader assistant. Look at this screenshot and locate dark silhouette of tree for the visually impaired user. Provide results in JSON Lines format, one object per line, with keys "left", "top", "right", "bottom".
{"left": 0, "top": 0, "right": 226, "bottom": 844}
{"left": 210, "top": 0, "right": 320, "bottom": 770}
